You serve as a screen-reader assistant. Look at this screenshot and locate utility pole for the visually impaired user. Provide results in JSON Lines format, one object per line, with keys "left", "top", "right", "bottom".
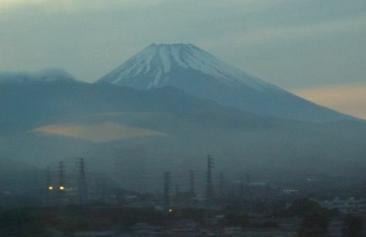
{"left": 56, "top": 161, "right": 66, "bottom": 205}
{"left": 245, "top": 172, "right": 251, "bottom": 200}
{"left": 45, "top": 167, "right": 53, "bottom": 204}
{"left": 78, "top": 158, "right": 88, "bottom": 205}
{"left": 189, "top": 170, "right": 195, "bottom": 197}
{"left": 240, "top": 176, "right": 244, "bottom": 198}
{"left": 46, "top": 167, "right": 52, "bottom": 190}
{"left": 175, "top": 184, "right": 180, "bottom": 198}
{"left": 163, "top": 172, "right": 171, "bottom": 212}
{"left": 246, "top": 173, "right": 251, "bottom": 184}
{"left": 58, "top": 161, "right": 65, "bottom": 192}
{"left": 219, "top": 172, "right": 225, "bottom": 199}
{"left": 206, "top": 154, "right": 214, "bottom": 202}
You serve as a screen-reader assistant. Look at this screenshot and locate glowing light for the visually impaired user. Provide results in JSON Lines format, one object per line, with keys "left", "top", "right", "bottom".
{"left": 48, "top": 186, "right": 54, "bottom": 191}
{"left": 59, "top": 186, "right": 65, "bottom": 191}
{"left": 168, "top": 208, "right": 173, "bottom": 213}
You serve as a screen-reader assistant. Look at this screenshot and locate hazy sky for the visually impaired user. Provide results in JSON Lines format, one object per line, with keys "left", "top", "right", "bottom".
{"left": 0, "top": 0, "right": 365, "bottom": 118}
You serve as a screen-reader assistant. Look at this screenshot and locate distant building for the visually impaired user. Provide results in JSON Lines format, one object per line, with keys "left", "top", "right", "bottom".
{"left": 73, "top": 230, "right": 116, "bottom": 237}
{"left": 319, "top": 197, "right": 366, "bottom": 214}
{"left": 282, "top": 189, "right": 299, "bottom": 195}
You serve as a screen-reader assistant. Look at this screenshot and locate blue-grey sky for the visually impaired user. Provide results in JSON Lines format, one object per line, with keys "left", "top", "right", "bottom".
{"left": 0, "top": 0, "right": 365, "bottom": 118}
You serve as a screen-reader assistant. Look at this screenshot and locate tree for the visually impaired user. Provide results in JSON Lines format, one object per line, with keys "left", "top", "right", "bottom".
{"left": 343, "top": 215, "right": 363, "bottom": 237}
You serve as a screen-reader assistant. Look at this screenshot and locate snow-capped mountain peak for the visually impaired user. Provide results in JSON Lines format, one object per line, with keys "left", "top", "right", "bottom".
{"left": 99, "top": 43, "right": 272, "bottom": 90}
{"left": 98, "top": 43, "right": 352, "bottom": 122}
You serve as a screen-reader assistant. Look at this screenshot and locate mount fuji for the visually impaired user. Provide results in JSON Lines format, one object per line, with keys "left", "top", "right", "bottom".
{"left": 0, "top": 45, "right": 366, "bottom": 188}
{"left": 99, "top": 43, "right": 353, "bottom": 122}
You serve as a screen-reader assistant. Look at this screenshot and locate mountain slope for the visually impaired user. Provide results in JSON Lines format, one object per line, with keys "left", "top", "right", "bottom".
{"left": 0, "top": 78, "right": 366, "bottom": 191}
{"left": 99, "top": 43, "right": 353, "bottom": 122}
{"left": 0, "top": 79, "right": 271, "bottom": 134}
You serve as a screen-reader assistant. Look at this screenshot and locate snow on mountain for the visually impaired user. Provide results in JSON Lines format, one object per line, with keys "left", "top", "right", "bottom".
{"left": 100, "top": 43, "right": 277, "bottom": 91}
{"left": 0, "top": 69, "right": 75, "bottom": 84}
{"left": 98, "top": 43, "right": 353, "bottom": 122}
